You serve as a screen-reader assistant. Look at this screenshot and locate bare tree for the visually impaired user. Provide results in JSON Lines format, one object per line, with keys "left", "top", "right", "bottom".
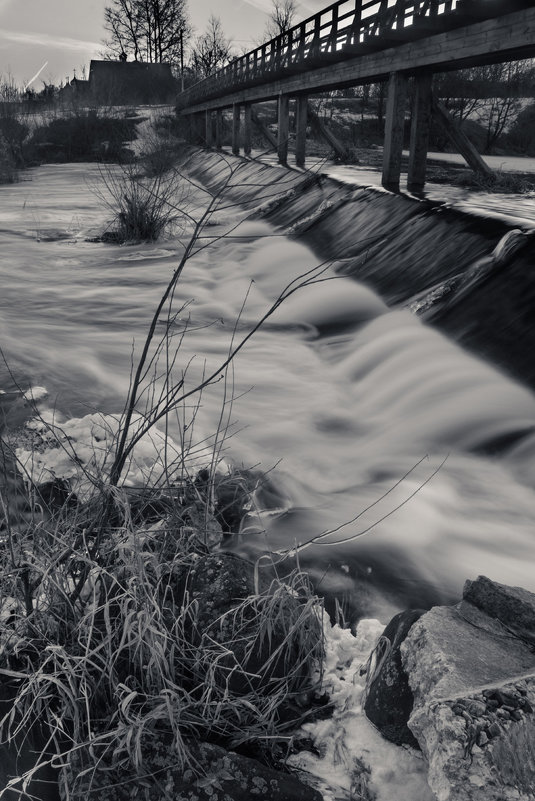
{"left": 103, "top": 0, "right": 191, "bottom": 65}
{"left": 436, "top": 59, "right": 535, "bottom": 152}
{"left": 265, "top": 0, "right": 297, "bottom": 38}
{"left": 475, "top": 62, "right": 529, "bottom": 151}
{"left": 190, "top": 15, "right": 232, "bottom": 78}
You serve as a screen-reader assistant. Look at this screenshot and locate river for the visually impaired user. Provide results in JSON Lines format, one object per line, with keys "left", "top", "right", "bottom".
{"left": 1, "top": 160, "right": 534, "bottom": 623}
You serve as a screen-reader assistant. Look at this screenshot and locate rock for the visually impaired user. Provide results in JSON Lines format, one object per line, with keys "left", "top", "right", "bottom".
{"left": 401, "top": 587, "right": 535, "bottom": 801}
{"left": 467, "top": 700, "right": 487, "bottom": 717}
{"left": 186, "top": 552, "right": 266, "bottom": 630}
{"left": 184, "top": 552, "right": 322, "bottom": 700}
{"left": 402, "top": 602, "right": 535, "bottom": 700}
{"left": 477, "top": 731, "right": 489, "bottom": 747}
{"left": 463, "top": 575, "right": 535, "bottom": 645}
{"left": 187, "top": 742, "right": 324, "bottom": 801}
{"left": 67, "top": 740, "right": 323, "bottom": 801}
{"left": 363, "top": 609, "right": 423, "bottom": 747}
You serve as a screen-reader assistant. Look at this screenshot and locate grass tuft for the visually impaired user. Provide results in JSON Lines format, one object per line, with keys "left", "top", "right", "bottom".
{"left": 95, "top": 163, "right": 188, "bottom": 243}
{"left": 0, "top": 477, "right": 325, "bottom": 797}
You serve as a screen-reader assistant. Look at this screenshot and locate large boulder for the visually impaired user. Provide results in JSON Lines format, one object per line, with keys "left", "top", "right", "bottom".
{"left": 401, "top": 576, "right": 535, "bottom": 801}
{"left": 463, "top": 574, "right": 535, "bottom": 647}
{"left": 363, "top": 609, "right": 423, "bottom": 747}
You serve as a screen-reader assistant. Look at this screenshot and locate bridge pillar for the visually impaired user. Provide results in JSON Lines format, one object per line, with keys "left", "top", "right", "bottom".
{"left": 408, "top": 72, "right": 433, "bottom": 191}
{"left": 243, "top": 103, "right": 252, "bottom": 156}
{"left": 295, "top": 95, "right": 308, "bottom": 168}
{"left": 215, "top": 110, "right": 223, "bottom": 150}
{"left": 205, "top": 110, "right": 213, "bottom": 148}
{"left": 194, "top": 113, "right": 206, "bottom": 146}
{"left": 382, "top": 71, "right": 408, "bottom": 189}
{"left": 278, "top": 94, "right": 290, "bottom": 166}
{"left": 232, "top": 104, "right": 241, "bottom": 156}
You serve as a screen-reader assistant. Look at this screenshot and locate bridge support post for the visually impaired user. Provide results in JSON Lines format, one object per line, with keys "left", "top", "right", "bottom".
{"left": 432, "top": 98, "right": 494, "bottom": 179}
{"left": 407, "top": 72, "right": 433, "bottom": 191}
{"left": 243, "top": 103, "right": 252, "bottom": 156}
{"left": 295, "top": 95, "right": 308, "bottom": 167}
{"left": 194, "top": 113, "right": 206, "bottom": 145}
{"left": 232, "top": 103, "right": 241, "bottom": 156}
{"left": 307, "top": 103, "right": 348, "bottom": 162}
{"left": 278, "top": 94, "right": 290, "bottom": 165}
{"left": 215, "top": 110, "right": 223, "bottom": 150}
{"left": 382, "top": 71, "right": 408, "bottom": 189}
{"left": 252, "top": 109, "right": 277, "bottom": 151}
{"left": 205, "top": 110, "right": 213, "bottom": 148}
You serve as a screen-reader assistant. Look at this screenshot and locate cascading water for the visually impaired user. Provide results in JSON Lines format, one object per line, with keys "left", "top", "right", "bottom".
{"left": 1, "top": 161, "right": 535, "bottom": 623}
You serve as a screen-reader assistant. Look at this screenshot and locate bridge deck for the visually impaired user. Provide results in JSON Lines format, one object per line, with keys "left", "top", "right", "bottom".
{"left": 178, "top": 0, "right": 535, "bottom": 112}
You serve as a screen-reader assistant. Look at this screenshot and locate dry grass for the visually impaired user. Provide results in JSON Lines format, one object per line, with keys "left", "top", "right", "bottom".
{"left": 0, "top": 481, "right": 325, "bottom": 798}
{"left": 490, "top": 720, "right": 535, "bottom": 795}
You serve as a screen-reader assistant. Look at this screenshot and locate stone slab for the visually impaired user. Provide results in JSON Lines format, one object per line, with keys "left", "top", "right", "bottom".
{"left": 401, "top": 588, "right": 535, "bottom": 801}
{"left": 402, "top": 602, "right": 535, "bottom": 702}
{"left": 463, "top": 575, "right": 535, "bottom": 645}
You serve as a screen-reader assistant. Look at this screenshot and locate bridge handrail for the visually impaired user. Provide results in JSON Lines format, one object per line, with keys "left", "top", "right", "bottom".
{"left": 178, "top": 0, "right": 458, "bottom": 106}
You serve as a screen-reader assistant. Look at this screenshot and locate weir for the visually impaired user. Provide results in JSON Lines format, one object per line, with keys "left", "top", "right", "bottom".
{"left": 182, "top": 147, "right": 535, "bottom": 393}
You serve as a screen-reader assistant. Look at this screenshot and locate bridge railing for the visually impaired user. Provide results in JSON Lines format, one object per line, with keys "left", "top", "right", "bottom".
{"left": 179, "top": 0, "right": 461, "bottom": 106}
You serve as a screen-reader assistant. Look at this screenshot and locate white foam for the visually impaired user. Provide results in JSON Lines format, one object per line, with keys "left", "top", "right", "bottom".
{"left": 22, "top": 386, "right": 48, "bottom": 402}
{"left": 16, "top": 410, "right": 220, "bottom": 500}
{"left": 289, "top": 616, "right": 433, "bottom": 801}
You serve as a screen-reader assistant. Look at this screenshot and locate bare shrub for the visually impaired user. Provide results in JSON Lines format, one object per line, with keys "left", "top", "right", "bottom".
{"left": 96, "top": 163, "right": 187, "bottom": 242}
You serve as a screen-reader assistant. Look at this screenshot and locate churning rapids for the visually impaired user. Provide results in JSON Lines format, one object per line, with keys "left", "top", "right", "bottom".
{"left": 1, "top": 161, "right": 535, "bottom": 622}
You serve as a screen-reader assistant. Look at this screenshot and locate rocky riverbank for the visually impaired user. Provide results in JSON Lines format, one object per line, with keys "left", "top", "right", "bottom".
{"left": 2, "top": 465, "right": 533, "bottom": 801}
{"left": 365, "top": 575, "right": 535, "bottom": 800}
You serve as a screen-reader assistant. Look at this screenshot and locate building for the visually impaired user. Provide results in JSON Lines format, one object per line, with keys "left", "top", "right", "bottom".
{"left": 88, "top": 60, "right": 177, "bottom": 104}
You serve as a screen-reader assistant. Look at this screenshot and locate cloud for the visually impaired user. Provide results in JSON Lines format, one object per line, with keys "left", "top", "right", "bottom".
{"left": 239, "top": 0, "right": 273, "bottom": 12}
{"left": 240, "top": 0, "right": 316, "bottom": 15}
{"left": 0, "top": 28, "right": 100, "bottom": 53}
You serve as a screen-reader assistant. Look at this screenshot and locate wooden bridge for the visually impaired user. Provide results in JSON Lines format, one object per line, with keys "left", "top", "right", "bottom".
{"left": 177, "top": 0, "right": 535, "bottom": 189}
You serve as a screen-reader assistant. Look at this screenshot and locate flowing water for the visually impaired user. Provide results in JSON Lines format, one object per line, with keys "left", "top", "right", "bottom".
{"left": 1, "top": 161, "right": 535, "bottom": 622}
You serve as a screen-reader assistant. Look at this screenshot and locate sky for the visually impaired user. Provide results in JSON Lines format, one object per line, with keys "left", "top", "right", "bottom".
{"left": 0, "top": 0, "right": 325, "bottom": 88}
